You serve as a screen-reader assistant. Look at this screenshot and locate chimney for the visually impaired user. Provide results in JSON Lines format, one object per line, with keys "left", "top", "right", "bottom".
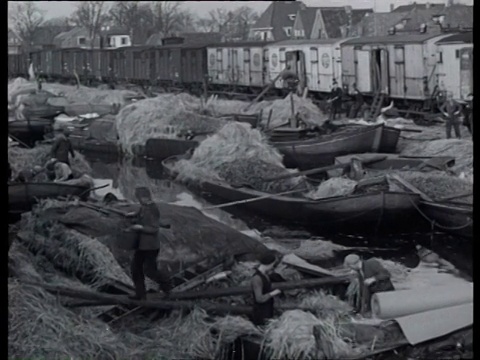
{"left": 390, "top": 4, "right": 394, "bottom": 12}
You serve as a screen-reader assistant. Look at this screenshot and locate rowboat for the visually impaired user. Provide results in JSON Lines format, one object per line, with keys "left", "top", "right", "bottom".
{"left": 23, "top": 104, "right": 64, "bottom": 120}
{"left": 325, "top": 153, "right": 456, "bottom": 178}
{"left": 270, "top": 124, "right": 393, "bottom": 170}
{"left": 8, "top": 182, "right": 91, "bottom": 216}
{"left": 145, "top": 134, "right": 208, "bottom": 160}
{"left": 162, "top": 155, "right": 422, "bottom": 234}
{"left": 64, "top": 103, "right": 114, "bottom": 117}
{"left": 69, "top": 135, "right": 120, "bottom": 154}
{"left": 420, "top": 201, "right": 473, "bottom": 239}
{"left": 8, "top": 118, "right": 53, "bottom": 146}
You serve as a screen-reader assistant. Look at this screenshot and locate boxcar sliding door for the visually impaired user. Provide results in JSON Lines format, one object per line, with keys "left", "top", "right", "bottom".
{"left": 355, "top": 49, "right": 372, "bottom": 93}
{"left": 394, "top": 46, "right": 406, "bottom": 97}
{"left": 459, "top": 47, "right": 473, "bottom": 99}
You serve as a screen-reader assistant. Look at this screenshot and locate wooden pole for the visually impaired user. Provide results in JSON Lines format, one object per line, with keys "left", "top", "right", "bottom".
{"left": 168, "top": 275, "right": 351, "bottom": 301}
{"left": 289, "top": 92, "right": 296, "bottom": 128}
{"left": 244, "top": 70, "right": 286, "bottom": 111}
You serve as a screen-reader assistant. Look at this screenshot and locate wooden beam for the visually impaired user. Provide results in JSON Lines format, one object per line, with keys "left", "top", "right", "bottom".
{"left": 388, "top": 174, "right": 433, "bottom": 202}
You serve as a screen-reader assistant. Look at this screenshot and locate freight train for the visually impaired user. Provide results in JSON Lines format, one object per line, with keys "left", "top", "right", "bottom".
{"left": 8, "top": 31, "right": 473, "bottom": 112}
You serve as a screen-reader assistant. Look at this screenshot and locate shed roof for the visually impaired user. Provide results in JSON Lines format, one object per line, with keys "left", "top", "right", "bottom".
{"left": 436, "top": 32, "right": 473, "bottom": 44}
{"left": 343, "top": 33, "right": 445, "bottom": 45}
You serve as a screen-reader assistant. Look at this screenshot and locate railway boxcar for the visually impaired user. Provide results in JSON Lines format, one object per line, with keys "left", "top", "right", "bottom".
{"left": 341, "top": 33, "right": 451, "bottom": 102}
{"left": 207, "top": 41, "right": 272, "bottom": 90}
{"left": 435, "top": 32, "right": 473, "bottom": 100}
{"left": 181, "top": 44, "right": 208, "bottom": 90}
{"left": 267, "top": 39, "right": 351, "bottom": 94}
{"left": 131, "top": 46, "right": 152, "bottom": 82}
{"left": 8, "top": 54, "right": 26, "bottom": 77}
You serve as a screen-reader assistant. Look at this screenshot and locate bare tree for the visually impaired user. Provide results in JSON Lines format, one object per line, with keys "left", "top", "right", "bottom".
{"left": 176, "top": 11, "right": 198, "bottom": 33}
{"left": 150, "top": 1, "right": 184, "bottom": 37}
{"left": 72, "top": 1, "right": 110, "bottom": 48}
{"left": 231, "top": 6, "right": 259, "bottom": 40}
{"left": 207, "top": 8, "right": 235, "bottom": 34}
{"left": 8, "top": 1, "right": 45, "bottom": 51}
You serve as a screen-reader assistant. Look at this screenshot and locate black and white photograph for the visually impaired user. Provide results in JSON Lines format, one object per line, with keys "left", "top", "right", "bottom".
{"left": 8, "top": 0, "right": 473, "bottom": 358}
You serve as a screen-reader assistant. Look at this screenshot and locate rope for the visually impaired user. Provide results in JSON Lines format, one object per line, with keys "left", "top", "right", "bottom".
{"left": 407, "top": 195, "right": 472, "bottom": 231}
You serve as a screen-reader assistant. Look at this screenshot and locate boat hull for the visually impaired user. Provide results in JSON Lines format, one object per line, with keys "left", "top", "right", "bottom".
{"left": 162, "top": 156, "right": 422, "bottom": 235}
{"left": 420, "top": 201, "right": 473, "bottom": 239}
{"left": 8, "top": 182, "right": 90, "bottom": 215}
{"left": 272, "top": 124, "right": 387, "bottom": 170}
{"left": 146, "top": 138, "right": 200, "bottom": 160}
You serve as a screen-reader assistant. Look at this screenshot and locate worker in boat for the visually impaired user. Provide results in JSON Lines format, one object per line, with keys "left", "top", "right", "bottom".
{"left": 328, "top": 80, "right": 343, "bottom": 121}
{"left": 125, "top": 187, "right": 172, "bottom": 300}
{"left": 13, "top": 165, "right": 44, "bottom": 183}
{"left": 251, "top": 252, "right": 282, "bottom": 326}
{"left": 50, "top": 127, "right": 75, "bottom": 166}
{"left": 439, "top": 92, "right": 463, "bottom": 139}
{"left": 344, "top": 254, "right": 394, "bottom": 315}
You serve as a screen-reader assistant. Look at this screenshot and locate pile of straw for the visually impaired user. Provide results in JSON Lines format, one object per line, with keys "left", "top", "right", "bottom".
{"left": 293, "top": 239, "right": 348, "bottom": 260}
{"left": 263, "top": 310, "right": 363, "bottom": 359}
{"left": 388, "top": 171, "right": 473, "bottom": 203}
{"left": 115, "top": 94, "right": 228, "bottom": 154}
{"left": 305, "top": 177, "right": 358, "bottom": 200}
{"left": 8, "top": 144, "right": 92, "bottom": 179}
{"left": 298, "top": 290, "right": 353, "bottom": 318}
{"left": 172, "top": 122, "right": 307, "bottom": 193}
{"left": 8, "top": 77, "right": 138, "bottom": 108}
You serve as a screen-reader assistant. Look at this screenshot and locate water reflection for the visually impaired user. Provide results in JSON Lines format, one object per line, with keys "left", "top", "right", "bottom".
{"left": 83, "top": 152, "right": 472, "bottom": 284}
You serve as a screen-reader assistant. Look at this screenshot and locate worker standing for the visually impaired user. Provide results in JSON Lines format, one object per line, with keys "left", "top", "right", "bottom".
{"left": 251, "top": 252, "right": 282, "bottom": 326}
{"left": 125, "top": 187, "right": 172, "bottom": 300}
{"left": 439, "top": 92, "right": 463, "bottom": 139}
{"left": 328, "top": 80, "right": 343, "bottom": 121}
{"left": 344, "top": 254, "right": 395, "bottom": 315}
{"left": 50, "top": 128, "right": 75, "bottom": 166}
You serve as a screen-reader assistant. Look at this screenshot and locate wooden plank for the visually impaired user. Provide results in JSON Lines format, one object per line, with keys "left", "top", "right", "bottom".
{"left": 282, "top": 254, "right": 340, "bottom": 277}
{"left": 388, "top": 174, "right": 433, "bottom": 201}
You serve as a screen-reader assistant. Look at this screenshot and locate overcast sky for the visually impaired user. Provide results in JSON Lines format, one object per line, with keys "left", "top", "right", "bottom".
{"left": 10, "top": 0, "right": 474, "bottom": 21}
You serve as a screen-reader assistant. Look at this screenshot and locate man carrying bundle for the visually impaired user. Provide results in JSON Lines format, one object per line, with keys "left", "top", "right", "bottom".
{"left": 50, "top": 128, "right": 75, "bottom": 166}
{"left": 251, "top": 252, "right": 282, "bottom": 326}
{"left": 344, "top": 254, "right": 394, "bottom": 316}
{"left": 125, "top": 187, "right": 172, "bottom": 300}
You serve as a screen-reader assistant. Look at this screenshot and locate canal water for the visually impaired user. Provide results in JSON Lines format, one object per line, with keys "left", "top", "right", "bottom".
{"left": 84, "top": 152, "right": 473, "bottom": 290}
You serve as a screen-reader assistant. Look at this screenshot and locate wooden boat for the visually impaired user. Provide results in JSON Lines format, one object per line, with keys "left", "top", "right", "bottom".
{"left": 64, "top": 103, "right": 114, "bottom": 117}
{"left": 9, "top": 182, "right": 91, "bottom": 216}
{"left": 145, "top": 135, "right": 207, "bottom": 160}
{"left": 325, "top": 153, "right": 456, "bottom": 178}
{"left": 420, "top": 201, "right": 473, "bottom": 239}
{"left": 270, "top": 124, "right": 391, "bottom": 170}
{"left": 69, "top": 135, "right": 120, "bottom": 154}
{"left": 8, "top": 118, "right": 53, "bottom": 146}
{"left": 23, "top": 105, "right": 64, "bottom": 120}
{"left": 378, "top": 126, "right": 401, "bottom": 153}
{"left": 162, "top": 155, "right": 422, "bottom": 234}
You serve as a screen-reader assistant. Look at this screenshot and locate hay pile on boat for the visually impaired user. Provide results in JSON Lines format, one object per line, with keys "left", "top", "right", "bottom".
{"left": 172, "top": 122, "right": 308, "bottom": 193}
{"left": 400, "top": 139, "right": 473, "bottom": 176}
{"left": 8, "top": 77, "right": 138, "bottom": 108}
{"left": 8, "top": 144, "right": 92, "bottom": 179}
{"left": 293, "top": 239, "right": 349, "bottom": 260}
{"left": 305, "top": 177, "right": 358, "bottom": 200}
{"left": 115, "top": 94, "right": 228, "bottom": 154}
{"left": 388, "top": 171, "right": 473, "bottom": 204}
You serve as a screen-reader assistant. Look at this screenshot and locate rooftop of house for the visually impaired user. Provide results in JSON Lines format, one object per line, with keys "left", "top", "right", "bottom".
{"left": 351, "top": 9, "right": 374, "bottom": 25}
{"left": 392, "top": 2, "right": 445, "bottom": 13}
{"left": 353, "top": 11, "right": 410, "bottom": 36}
{"left": 146, "top": 32, "right": 223, "bottom": 47}
{"left": 252, "top": 1, "right": 306, "bottom": 40}
{"left": 321, "top": 7, "right": 350, "bottom": 38}
{"left": 32, "top": 25, "right": 72, "bottom": 46}
{"left": 436, "top": 31, "right": 473, "bottom": 44}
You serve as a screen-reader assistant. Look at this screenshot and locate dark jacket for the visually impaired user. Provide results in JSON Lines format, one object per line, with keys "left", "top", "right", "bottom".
{"left": 51, "top": 134, "right": 75, "bottom": 164}
{"left": 439, "top": 100, "right": 462, "bottom": 121}
{"left": 331, "top": 87, "right": 343, "bottom": 107}
{"left": 358, "top": 258, "right": 395, "bottom": 313}
{"left": 134, "top": 202, "right": 161, "bottom": 251}
{"left": 251, "top": 270, "right": 274, "bottom": 326}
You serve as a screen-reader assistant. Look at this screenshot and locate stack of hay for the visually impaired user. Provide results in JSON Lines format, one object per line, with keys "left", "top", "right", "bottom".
{"left": 115, "top": 94, "right": 229, "bottom": 155}
{"left": 305, "top": 178, "right": 358, "bottom": 200}
{"left": 172, "top": 122, "right": 308, "bottom": 193}
{"left": 8, "top": 144, "right": 92, "bottom": 180}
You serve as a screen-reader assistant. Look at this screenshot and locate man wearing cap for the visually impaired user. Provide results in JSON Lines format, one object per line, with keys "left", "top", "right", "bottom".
{"left": 251, "top": 252, "right": 282, "bottom": 326}
{"left": 344, "top": 254, "right": 394, "bottom": 315}
{"left": 328, "top": 80, "right": 343, "bottom": 121}
{"left": 125, "top": 187, "right": 172, "bottom": 300}
{"left": 50, "top": 128, "right": 75, "bottom": 166}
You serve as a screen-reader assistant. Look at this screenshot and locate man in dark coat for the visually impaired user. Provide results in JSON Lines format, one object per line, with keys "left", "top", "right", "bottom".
{"left": 344, "top": 254, "right": 395, "bottom": 315}
{"left": 439, "top": 92, "right": 463, "bottom": 139}
{"left": 329, "top": 80, "right": 343, "bottom": 120}
{"left": 126, "top": 187, "right": 172, "bottom": 300}
{"left": 50, "top": 128, "right": 75, "bottom": 165}
{"left": 250, "top": 252, "right": 282, "bottom": 326}
{"left": 348, "top": 86, "right": 365, "bottom": 119}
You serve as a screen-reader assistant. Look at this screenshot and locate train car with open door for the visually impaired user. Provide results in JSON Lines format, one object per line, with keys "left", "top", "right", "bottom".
{"left": 341, "top": 33, "right": 450, "bottom": 103}
{"left": 266, "top": 39, "right": 352, "bottom": 95}
{"left": 435, "top": 32, "right": 473, "bottom": 101}
{"left": 206, "top": 41, "right": 272, "bottom": 91}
